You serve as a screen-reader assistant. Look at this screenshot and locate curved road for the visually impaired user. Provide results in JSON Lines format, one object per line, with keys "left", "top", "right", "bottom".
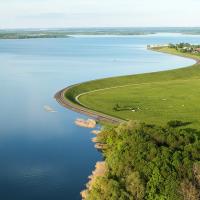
{"left": 54, "top": 85, "right": 125, "bottom": 124}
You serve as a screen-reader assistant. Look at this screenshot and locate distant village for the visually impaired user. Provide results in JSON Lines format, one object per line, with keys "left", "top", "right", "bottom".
{"left": 169, "top": 43, "right": 200, "bottom": 54}
{"left": 148, "top": 43, "right": 200, "bottom": 55}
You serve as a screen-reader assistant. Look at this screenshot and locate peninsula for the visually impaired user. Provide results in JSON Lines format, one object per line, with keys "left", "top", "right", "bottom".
{"left": 55, "top": 43, "right": 200, "bottom": 200}
{"left": 55, "top": 43, "right": 200, "bottom": 128}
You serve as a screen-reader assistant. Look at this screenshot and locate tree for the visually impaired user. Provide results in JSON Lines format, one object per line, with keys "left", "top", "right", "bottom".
{"left": 193, "top": 162, "right": 200, "bottom": 186}
{"left": 180, "top": 179, "right": 200, "bottom": 200}
{"left": 125, "top": 171, "right": 145, "bottom": 200}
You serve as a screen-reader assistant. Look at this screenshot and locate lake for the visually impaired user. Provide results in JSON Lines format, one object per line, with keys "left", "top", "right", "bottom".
{"left": 0, "top": 33, "right": 199, "bottom": 200}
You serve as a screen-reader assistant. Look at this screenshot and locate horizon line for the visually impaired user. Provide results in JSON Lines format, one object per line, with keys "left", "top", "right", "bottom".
{"left": 1, "top": 26, "right": 200, "bottom": 31}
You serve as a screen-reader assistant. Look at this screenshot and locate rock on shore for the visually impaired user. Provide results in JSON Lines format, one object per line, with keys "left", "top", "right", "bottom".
{"left": 81, "top": 161, "right": 106, "bottom": 200}
{"left": 75, "top": 118, "right": 96, "bottom": 128}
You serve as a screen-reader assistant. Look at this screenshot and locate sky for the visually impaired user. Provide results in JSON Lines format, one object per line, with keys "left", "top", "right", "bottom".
{"left": 0, "top": 0, "right": 199, "bottom": 28}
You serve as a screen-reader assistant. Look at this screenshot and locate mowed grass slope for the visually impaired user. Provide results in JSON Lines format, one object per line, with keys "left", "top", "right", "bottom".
{"left": 65, "top": 47, "right": 200, "bottom": 128}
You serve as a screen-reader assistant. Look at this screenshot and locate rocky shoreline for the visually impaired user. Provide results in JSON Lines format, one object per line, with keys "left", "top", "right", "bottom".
{"left": 81, "top": 161, "right": 106, "bottom": 200}
{"left": 80, "top": 129, "right": 107, "bottom": 200}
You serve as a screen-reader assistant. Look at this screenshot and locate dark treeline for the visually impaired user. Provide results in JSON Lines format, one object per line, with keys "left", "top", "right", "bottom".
{"left": 0, "top": 32, "right": 71, "bottom": 39}
{"left": 1, "top": 27, "right": 200, "bottom": 39}
{"left": 86, "top": 121, "right": 200, "bottom": 200}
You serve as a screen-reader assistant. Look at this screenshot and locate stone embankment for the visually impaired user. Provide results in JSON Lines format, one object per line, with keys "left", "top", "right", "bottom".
{"left": 54, "top": 86, "right": 125, "bottom": 124}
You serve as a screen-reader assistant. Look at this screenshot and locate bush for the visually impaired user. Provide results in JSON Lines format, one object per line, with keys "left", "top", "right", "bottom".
{"left": 167, "top": 120, "right": 190, "bottom": 128}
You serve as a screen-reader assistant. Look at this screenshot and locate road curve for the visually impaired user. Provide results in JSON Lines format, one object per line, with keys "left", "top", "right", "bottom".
{"left": 54, "top": 85, "right": 125, "bottom": 125}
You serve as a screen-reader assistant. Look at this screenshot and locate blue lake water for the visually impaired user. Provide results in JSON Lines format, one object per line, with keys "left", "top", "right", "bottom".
{"left": 0, "top": 34, "right": 200, "bottom": 200}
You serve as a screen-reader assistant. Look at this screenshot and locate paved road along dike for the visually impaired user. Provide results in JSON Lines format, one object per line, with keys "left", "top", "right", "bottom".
{"left": 54, "top": 85, "right": 125, "bottom": 125}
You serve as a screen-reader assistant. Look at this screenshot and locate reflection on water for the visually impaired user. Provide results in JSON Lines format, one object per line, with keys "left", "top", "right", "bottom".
{"left": 0, "top": 34, "right": 199, "bottom": 199}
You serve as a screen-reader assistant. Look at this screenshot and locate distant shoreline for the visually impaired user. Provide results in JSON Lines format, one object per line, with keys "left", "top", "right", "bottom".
{"left": 0, "top": 30, "right": 151, "bottom": 40}
{"left": 0, "top": 33, "right": 151, "bottom": 40}
{"left": 1, "top": 28, "right": 200, "bottom": 39}
{"left": 150, "top": 46, "right": 200, "bottom": 64}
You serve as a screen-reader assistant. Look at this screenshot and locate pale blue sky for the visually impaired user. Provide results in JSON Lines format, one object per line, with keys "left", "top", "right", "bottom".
{"left": 0, "top": 0, "right": 199, "bottom": 28}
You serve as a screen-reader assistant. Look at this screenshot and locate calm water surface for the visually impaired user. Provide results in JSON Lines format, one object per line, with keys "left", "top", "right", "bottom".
{"left": 0, "top": 34, "right": 200, "bottom": 200}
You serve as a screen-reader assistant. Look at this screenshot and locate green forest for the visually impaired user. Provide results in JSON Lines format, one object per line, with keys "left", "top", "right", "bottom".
{"left": 86, "top": 121, "right": 200, "bottom": 200}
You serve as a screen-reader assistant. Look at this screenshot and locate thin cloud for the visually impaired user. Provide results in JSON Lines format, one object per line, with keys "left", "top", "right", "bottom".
{"left": 0, "top": 0, "right": 199, "bottom": 28}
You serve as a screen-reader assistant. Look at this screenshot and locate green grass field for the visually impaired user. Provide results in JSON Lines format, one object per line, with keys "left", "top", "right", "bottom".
{"left": 65, "top": 47, "right": 200, "bottom": 128}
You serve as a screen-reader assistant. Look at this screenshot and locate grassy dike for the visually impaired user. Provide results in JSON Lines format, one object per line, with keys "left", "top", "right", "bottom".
{"left": 61, "top": 47, "right": 200, "bottom": 200}
{"left": 65, "top": 47, "right": 200, "bottom": 128}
